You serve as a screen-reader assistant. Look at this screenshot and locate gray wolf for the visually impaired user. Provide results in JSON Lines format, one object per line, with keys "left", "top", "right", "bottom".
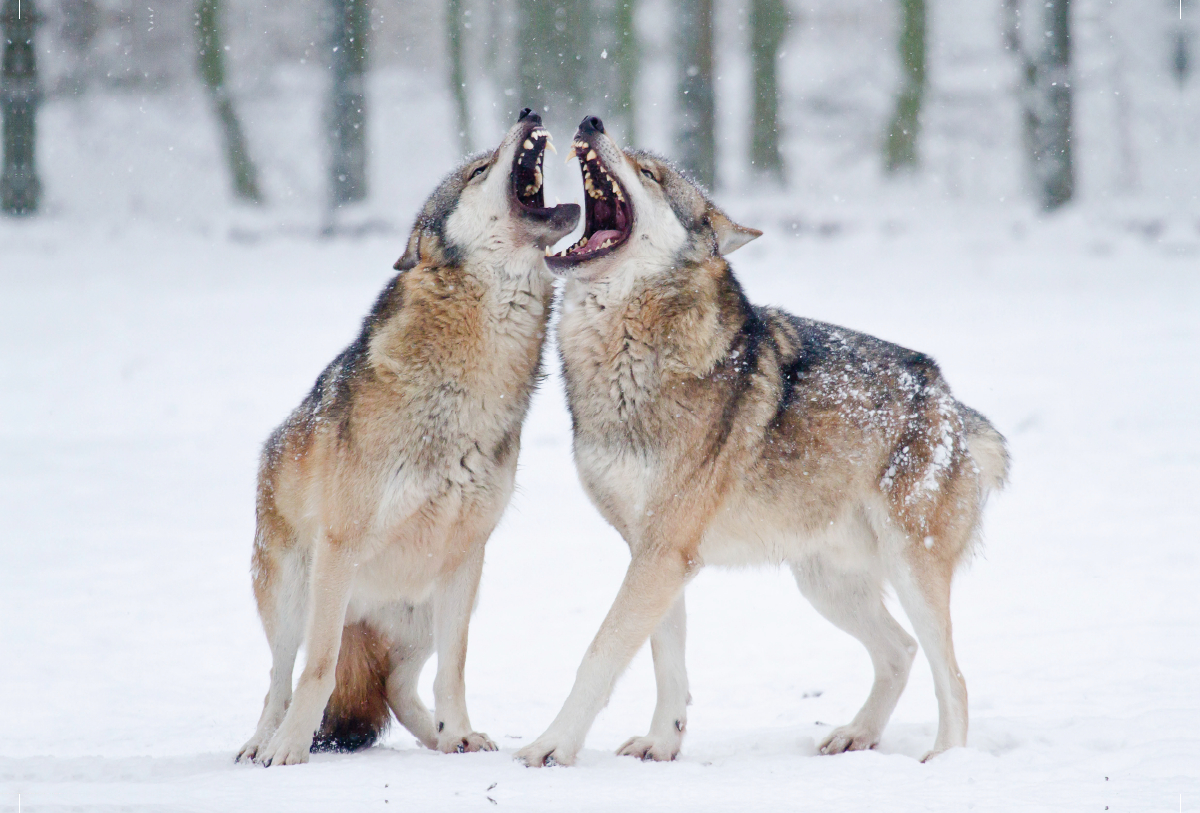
{"left": 236, "top": 110, "right": 579, "bottom": 766}
{"left": 516, "top": 115, "right": 1008, "bottom": 767}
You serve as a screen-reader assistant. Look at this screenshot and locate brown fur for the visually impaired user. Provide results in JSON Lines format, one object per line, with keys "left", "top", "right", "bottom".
{"left": 517, "top": 120, "right": 1008, "bottom": 768}
{"left": 238, "top": 114, "right": 578, "bottom": 765}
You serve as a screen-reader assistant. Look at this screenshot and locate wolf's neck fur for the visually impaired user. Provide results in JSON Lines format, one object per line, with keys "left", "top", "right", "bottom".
{"left": 558, "top": 257, "right": 744, "bottom": 434}
{"left": 465, "top": 248, "right": 553, "bottom": 323}
{"left": 367, "top": 249, "right": 552, "bottom": 396}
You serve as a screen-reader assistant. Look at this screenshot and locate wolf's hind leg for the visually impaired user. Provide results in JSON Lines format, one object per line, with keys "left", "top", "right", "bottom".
{"left": 887, "top": 544, "right": 967, "bottom": 761}
{"left": 237, "top": 540, "right": 306, "bottom": 762}
{"left": 386, "top": 631, "right": 438, "bottom": 750}
{"left": 616, "top": 594, "right": 689, "bottom": 762}
{"left": 791, "top": 555, "right": 916, "bottom": 755}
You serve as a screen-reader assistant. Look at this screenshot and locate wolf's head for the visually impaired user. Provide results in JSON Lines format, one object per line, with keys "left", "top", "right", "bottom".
{"left": 547, "top": 115, "right": 760, "bottom": 282}
{"left": 395, "top": 110, "right": 580, "bottom": 272}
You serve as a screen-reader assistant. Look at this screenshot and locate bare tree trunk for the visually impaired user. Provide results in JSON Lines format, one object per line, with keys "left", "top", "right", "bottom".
{"left": 676, "top": 0, "right": 715, "bottom": 187}
{"left": 613, "top": 0, "right": 638, "bottom": 143}
{"left": 2, "top": 0, "right": 42, "bottom": 215}
{"left": 750, "top": 0, "right": 789, "bottom": 181}
{"left": 1029, "top": 0, "right": 1073, "bottom": 210}
{"left": 328, "top": 0, "right": 368, "bottom": 206}
{"left": 61, "top": 0, "right": 99, "bottom": 97}
{"left": 586, "top": 0, "right": 637, "bottom": 143}
{"left": 1172, "top": 1, "right": 1192, "bottom": 87}
{"left": 447, "top": 0, "right": 471, "bottom": 155}
{"left": 517, "top": 0, "right": 589, "bottom": 131}
{"left": 883, "top": 0, "right": 925, "bottom": 172}
{"left": 196, "top": 0, "right": 262, "bottom": 203}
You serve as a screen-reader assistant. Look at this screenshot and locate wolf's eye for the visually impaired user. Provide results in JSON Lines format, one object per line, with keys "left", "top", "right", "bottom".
{"left": 640, "top": 168, "right": 656, "bottom": 182}
{"left": 469, "top": 165, "right": 487, "bottom": 180}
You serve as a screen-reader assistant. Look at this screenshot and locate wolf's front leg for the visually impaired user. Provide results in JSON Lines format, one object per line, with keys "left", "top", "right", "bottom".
{"left": 256, "top": 535, "right": 356, "bottom": 767}
{"left": 616, "top": 594, "right": 689, "bottom": 761}
{"left": 432, "top": 546, "right": 496, "bottom": 754}
{"left": 516, "top": 548, "right": 691, "bottom": 767}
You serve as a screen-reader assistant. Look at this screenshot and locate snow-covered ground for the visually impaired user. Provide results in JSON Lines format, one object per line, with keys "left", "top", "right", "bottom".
{"left": 2, "top": 189, "right": 1197, "bottom": 810}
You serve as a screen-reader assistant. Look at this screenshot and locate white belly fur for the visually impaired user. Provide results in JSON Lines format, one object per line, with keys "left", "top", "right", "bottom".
{"left": 698, "top": 493, "right": 879, "bottom": 572}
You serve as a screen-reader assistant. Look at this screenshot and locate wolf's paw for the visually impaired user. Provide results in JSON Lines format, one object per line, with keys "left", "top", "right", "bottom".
{"left": 515, "top": 737, "right": 578, "bottom": 768}
{"left": 616, "top": 735, "right": 680, "bottom": 762}
{"left": 255, "top": 731, "right": 313, "bottom": 767}
{"left": 919, "top": 744, "right": 960, "bottom": 763}
{"left": 818, "top": 724, "right": 879, "bottom": 755}
{"left": 437, "top": 731, "right": 497, "bottom": 754}
{"left": 235, "top": 737, "right": 265, "bottom": 764}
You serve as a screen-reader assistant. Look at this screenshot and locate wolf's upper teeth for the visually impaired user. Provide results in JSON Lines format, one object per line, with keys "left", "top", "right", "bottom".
{"left": 523, "top": 139, "right": 534, "bottom": 150}
{"left": 545, "top": 246, "right": 553, "bottom": 255}
{"left": 544, "top": 138, "right": 557, "bottom": 154}
{"left": 586, "top": 149, "right": 598, "bottom": 161}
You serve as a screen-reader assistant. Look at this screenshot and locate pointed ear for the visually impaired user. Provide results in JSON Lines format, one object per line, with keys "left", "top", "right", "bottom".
{"left": 709, "top": 209, "right": 763, "bottom": 256}
{"left": 394, "top": 229, "right": 422, "bottom": 270}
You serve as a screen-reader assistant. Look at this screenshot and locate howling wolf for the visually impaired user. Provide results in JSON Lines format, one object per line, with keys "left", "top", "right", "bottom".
{"left": 237, "top": 110, "right": 578, "bottom": 766}
{"left": 516, "top": 115, "right": 1008, "bottom": 767}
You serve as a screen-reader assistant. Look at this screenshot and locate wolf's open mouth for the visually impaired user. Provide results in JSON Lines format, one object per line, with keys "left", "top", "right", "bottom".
{"left": 547, "top": 140, "right": 633, "bottom": 267}
{"left": 512, "top": 126, "right": 553, "bottom": 211}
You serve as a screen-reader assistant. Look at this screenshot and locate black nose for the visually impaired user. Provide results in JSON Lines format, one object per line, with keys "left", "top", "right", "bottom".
{"left": 579, "top": 116, "right": 605, "bottom": 135}
{"left": 518, "top": 108, "right": 540, "bottom": 125}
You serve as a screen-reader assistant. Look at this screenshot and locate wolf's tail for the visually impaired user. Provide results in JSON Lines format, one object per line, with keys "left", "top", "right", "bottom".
{"left": 311, "top": 621, "right": 393, "bottom": 753}
{"left": 960, "top": 404, "right": 1010, "bottom": 495}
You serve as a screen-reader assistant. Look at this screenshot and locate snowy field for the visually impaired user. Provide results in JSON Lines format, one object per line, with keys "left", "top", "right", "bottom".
{"left": 3, "top": 194, "right": 1198, "bottom": 811}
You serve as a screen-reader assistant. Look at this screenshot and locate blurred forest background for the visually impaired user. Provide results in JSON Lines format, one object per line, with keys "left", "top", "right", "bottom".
{"left": 1, "top": 0, "right": 1197, "bottom": 232}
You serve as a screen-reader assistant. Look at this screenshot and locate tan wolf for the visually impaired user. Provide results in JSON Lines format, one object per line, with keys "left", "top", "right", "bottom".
{"left": 516, "top": 115, "right": 1008, "bottom": 767}
{"left": 236, "top": 110, "right": 579, "bottom": 766}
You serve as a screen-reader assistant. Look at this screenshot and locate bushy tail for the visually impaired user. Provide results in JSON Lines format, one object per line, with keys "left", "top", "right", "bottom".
{"left": 960, "top": 404, "right": 1010, "bottom": 494}
{"left": 311, "top": 622, "right": 392, "bottom": 753}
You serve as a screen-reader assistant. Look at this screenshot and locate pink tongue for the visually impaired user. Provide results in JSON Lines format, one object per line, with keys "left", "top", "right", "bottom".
{"left": 582, "top": 229, "right": 622, "bottom": 253}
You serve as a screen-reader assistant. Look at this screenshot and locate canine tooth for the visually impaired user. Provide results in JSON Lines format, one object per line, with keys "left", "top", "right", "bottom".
{"left": 524, "top": 139, "right": 534, "bottom": 150}
{"left": 544, "top": 137, "right": 557, "bottom": 154}
{"left": 545, "top": 246, "right": 553, "bottom": 255}
{"left": 586, "top": 149, "right": 598, "bottom": 161}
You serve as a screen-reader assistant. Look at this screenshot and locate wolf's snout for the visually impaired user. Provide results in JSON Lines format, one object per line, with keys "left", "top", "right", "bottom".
{"left": 518, "top": 107, "right": 541, "bottom": 125}
{"left": 580, "top": 116, "right": 605, "bottom": 135}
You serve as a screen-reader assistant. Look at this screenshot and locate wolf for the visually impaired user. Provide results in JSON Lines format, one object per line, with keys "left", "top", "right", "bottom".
{"left": 515, "top": 116, "right": 1008, "bottom": 767}
{"left": 235, "top": 110, "right": 579, "bottom": 766}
